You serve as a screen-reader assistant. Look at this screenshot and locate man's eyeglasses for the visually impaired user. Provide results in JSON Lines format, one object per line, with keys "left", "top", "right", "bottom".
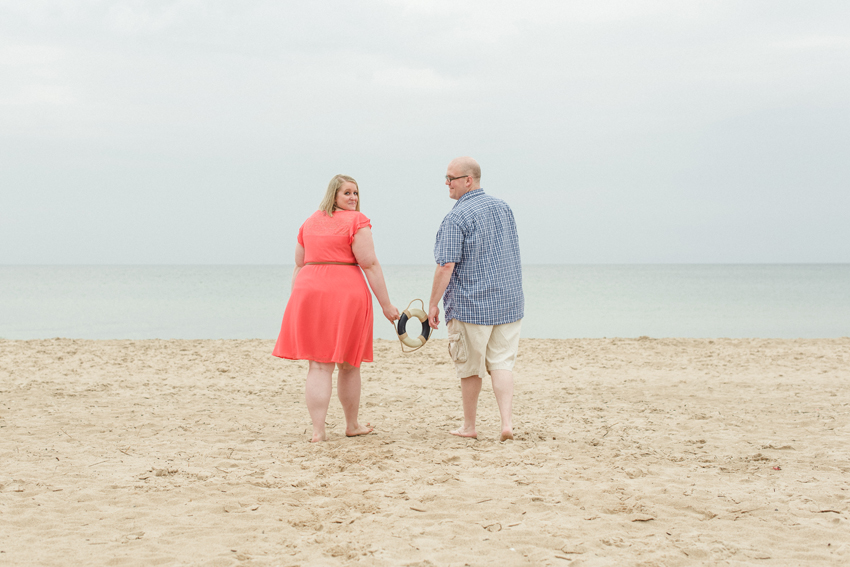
{"left": 445, "top": 175, "right": 469, "bottom": 183}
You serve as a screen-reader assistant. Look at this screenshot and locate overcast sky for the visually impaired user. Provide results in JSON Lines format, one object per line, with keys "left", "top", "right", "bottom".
{"left": 2, "top": 0, "right": 849, "bottom": 265}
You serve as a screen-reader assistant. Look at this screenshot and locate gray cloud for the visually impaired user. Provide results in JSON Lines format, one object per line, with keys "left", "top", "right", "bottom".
{"left": 2, "top": 0, "right": 848, "bottom": 264}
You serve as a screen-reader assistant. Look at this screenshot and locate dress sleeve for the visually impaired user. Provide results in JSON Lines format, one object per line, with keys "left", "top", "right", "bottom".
{"left": 297, "top": 222, "right": 306, "bottom": 246}
{"left": 349, "top": 212, "right": 372, "bottom": 244}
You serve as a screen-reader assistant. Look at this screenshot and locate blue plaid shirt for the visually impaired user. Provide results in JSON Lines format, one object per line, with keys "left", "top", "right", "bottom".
{"left": 434, "top": 188, "right": 524, "bottom": 325}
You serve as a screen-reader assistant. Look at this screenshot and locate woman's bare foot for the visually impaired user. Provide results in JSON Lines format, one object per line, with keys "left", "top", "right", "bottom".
{"left": 345, "top": 423, "right": 374, "bottom": 437}
{"left": 450, "top": 426, "right": 477, "bottom": 439}
{"left": 500, "top": 428, "right": 514, "bottom": 442}
{"left": 310, "top": 431, "right": 327, "bottom": 443}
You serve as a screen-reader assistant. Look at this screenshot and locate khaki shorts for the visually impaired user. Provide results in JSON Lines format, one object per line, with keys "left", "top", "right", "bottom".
{"left": 446, "top": 318, "right": 522, "bottom": 378}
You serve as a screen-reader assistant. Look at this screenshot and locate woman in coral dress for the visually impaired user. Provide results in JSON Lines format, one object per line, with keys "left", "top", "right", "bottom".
{"left": 273, "top": 174, "right": 399, "bottom": 442}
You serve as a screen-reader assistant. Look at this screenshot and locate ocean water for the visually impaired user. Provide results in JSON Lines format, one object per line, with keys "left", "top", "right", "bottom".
{"left": 1, "top": 264, "right": 848, "bottom": 340}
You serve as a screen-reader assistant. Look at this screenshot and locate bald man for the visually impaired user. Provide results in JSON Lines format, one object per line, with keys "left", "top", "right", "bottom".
{"left": 429, "top": 156, "right": 524, "bottom": 441}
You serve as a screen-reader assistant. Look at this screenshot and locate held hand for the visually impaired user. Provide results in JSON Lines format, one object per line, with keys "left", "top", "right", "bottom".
{"left": 428, "top": 305, "right": 440, "bottom": 330}
{"left": 382, "top": 304, "right": 400, "bottom": 323}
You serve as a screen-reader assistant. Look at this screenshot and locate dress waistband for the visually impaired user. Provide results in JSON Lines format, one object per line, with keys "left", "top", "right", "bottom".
{"left": 304, "top": 262, "right": 358, "bottom": 266}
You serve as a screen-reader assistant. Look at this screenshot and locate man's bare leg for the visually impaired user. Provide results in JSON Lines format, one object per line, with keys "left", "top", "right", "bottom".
{"left": 337, "top": 363, "right": 373, "bottom": 437}
{"left": 451, "top": 375, "right": 482, "bottom": 438}
{"left": 490, "top": 369, "right": 514, "bottom": 441}
{"left": 305, "top": 361, "right": 334, "bottom": 442}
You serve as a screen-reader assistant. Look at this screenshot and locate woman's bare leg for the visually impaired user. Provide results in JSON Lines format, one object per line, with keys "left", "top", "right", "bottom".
{"left": 305, "top": 361, "right": 334, "bottom": 442}
{"left": 337, "top": 363, "right": 373, "bottom": 437}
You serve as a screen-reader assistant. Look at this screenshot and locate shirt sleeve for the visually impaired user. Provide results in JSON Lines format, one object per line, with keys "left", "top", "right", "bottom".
{"left": 297, "top": 221, "right": 306, "bottom": 246}
{"left": 349, "top": 212, "right": 372, "bottom": 244}
{"left": 434, "top": 216, "right": 463, "bottom": 265}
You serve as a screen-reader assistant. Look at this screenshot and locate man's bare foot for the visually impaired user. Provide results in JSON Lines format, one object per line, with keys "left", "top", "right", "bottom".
{"left": 450, "top": 427, "right": 477, "bottom": 439}
{"left": 310, "top": 432, "right": 327, "bottom": 443}
{"left": 500, "top": 428, "right": 514, "bottom": 442}
{"left": 345, "top": 423, "right": 374, "bottom": 437}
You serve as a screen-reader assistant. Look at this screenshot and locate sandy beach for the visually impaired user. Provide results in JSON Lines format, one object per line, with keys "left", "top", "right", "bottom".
{"left": 1, "top": 337, "right": 848, "bottom": 566}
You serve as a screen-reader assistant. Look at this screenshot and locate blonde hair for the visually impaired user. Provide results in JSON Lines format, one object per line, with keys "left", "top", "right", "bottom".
{"left": 319, "top": 174, "right": 360, "bottom": 216}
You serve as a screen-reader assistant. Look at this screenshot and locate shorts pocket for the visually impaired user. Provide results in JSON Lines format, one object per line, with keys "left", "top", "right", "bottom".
{"left": 447, "top": 332, "right": 468, "bottom": 363}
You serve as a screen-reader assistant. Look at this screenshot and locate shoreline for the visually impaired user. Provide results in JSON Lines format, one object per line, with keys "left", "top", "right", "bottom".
{"left": 2, "top": 338, "right": 849, "bottom": 565}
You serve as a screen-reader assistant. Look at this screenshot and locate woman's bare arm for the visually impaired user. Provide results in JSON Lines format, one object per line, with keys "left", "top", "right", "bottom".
{"left": 292, "top": 243, "right": 305, "bottom": 289}
{"left": 352, "top": 228, "right": 399, "bottom": 322}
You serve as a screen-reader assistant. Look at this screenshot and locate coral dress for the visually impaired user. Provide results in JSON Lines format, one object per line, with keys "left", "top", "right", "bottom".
{"left": 273, "top": 210, "right": 374, "bottom": 367}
